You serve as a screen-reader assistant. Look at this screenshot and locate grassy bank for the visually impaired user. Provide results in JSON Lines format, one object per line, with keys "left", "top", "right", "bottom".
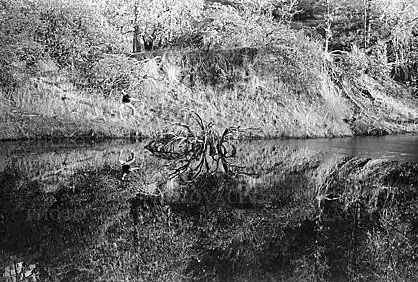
{"left": 1, "top": 0, "right": 417, "bottom": 141}
{"left": 1, "top": 50, "right": 417, "bottom": 141}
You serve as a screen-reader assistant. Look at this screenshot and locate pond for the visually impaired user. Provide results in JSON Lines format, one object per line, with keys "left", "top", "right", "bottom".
{"left": 1, "top": 135, "right": 417, "bottom": 281}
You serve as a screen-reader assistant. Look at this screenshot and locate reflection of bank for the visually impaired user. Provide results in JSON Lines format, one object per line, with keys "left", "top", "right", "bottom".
{"left": 1, "top": 139, "right": 417, "bottom": 281}
{"left": 16, "top": 156, "right": 96, "bottom": 192}
{"left": 0, "top": 142, "right": 144, "bottom": 193}
{"left": 25, "top": 207, "right": 88, "bottom": 222}
{"left": 160, "top": 172, "right": 310, "bottom": 209}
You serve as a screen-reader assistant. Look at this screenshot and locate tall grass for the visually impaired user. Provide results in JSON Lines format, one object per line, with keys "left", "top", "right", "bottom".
{"left": 2, "top": 40, "right": 417, "bottom": 140}
{"left": 0, "top": 75, "right": 141, "bottom": 139}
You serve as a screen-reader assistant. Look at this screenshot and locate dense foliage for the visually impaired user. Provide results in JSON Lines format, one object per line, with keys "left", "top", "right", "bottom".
{"left": 1, "top": 0, "right": 416, "bottom": 91}
{"left": 295, "top": 0, "right": 418, "bottom": 86}
{"left": 0, "top": 0, "right": 123, "bottom": 91}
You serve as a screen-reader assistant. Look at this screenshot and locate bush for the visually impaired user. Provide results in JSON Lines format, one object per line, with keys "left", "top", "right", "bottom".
{"left": 0, "top": 1, "right": 46, "bottom": 90}
{"left": 133, "top": 0, "right": 205, "bottom": 50}
{"left": 0, "top": 0, "right": 124, "bottom": 92}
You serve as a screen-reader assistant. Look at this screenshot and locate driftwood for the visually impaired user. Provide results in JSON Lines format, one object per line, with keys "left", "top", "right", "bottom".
{"left": 145, "top": 112, "right": 249, "bottom": 181}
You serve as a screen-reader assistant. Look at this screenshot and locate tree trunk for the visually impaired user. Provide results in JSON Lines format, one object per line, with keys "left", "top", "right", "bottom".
{"left": 363, "top": 0, "right": 371, "bottom": 49}
{"left": 325, "top": 0, "right": 332, "bottom": 53}
{"left": 133, "top": 26, "right": 139, "bottom": 53}
{"left": 133, "top": 1, "right": 139, "bottom": 53}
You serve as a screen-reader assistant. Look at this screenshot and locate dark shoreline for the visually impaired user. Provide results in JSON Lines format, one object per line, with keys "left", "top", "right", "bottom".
{"left": 1, "top": 130, "right": 417, "bottom": 143}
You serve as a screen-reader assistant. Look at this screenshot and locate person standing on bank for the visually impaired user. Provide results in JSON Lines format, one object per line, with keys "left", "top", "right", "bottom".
{"left": 120, "top": 91, "right": 140, "bottom": 117}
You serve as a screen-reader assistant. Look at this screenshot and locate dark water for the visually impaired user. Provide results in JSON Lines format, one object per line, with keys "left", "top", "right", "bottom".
{"left": 1, "top": 136, "right": 417, "bottom": 281}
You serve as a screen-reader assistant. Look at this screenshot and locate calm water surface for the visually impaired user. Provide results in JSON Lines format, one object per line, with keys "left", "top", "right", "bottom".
{"left": 1, "top": 135, "right": 417, "bottom": 281}
{"left": 2, "top": 134, "right": 418, "bottom": 162}
{"left": 292, "top": 134, "right": 418, "bottom": 162}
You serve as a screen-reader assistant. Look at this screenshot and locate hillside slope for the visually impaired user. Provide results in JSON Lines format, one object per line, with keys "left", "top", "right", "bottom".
{"left": 0, "top": 0, "right": 417, "bottom": 140}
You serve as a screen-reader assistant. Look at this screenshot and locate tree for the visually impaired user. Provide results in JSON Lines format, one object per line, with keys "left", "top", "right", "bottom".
{"left": 295, "top": 0, "right": 417, "bottom": 85}
{"left": 324, "top": 0, "right": 332, "bottom": 53}
{"left": 363, "top": 0, "right": 372, "bottom": 49}
{"left": 131, "top": 0, "right": 205, "bottom": 52}
{"left": 372, "top": 0, "right": 417, "bottom": 81}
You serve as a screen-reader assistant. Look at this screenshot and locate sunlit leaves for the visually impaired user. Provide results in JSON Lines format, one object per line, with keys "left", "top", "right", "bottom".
{"left": 132, "top": 0, "right": 204, "bottom": 49}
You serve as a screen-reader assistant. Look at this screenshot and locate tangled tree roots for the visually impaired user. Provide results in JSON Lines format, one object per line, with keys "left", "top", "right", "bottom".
{"left": 145, "top": 112, "right": 251, "bottom": 181}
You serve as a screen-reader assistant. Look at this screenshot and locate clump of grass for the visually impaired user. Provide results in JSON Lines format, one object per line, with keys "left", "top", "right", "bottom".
{"left": 0, "top": 73, "right": 144, "bottom": 139}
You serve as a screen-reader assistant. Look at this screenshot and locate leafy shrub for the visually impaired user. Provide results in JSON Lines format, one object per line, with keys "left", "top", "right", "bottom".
{"left": 0, "top": 0, "right": 124, "bottom": 92}
{"left": 33, "top": 1, "right": 125, "bottom": 84}
{"left": 0, "top": 1, "right": 46, "bottom": 90}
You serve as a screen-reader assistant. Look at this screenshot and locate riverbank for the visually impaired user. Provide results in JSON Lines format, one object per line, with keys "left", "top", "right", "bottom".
{"left": 1, "top": 104, "right": 417, "bottom": 141}
{"left": 1, "top": 67, "right": 417, "bottom": 141}
{"left": 1, "top": 0, "right": 417, "bottom": 141}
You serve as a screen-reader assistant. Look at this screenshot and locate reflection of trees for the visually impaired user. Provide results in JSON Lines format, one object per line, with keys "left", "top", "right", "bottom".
{"left": 308, "top": 157, "right": 418, "bottom": 281}
{"left": 1, "top": 141, "right": 417, "bottom": 280}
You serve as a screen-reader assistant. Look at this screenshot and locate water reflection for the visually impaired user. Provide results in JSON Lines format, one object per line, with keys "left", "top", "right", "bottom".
{"left": 288, "top": 134, "right": 418, "bottom": 162}
{"left": 0, "top": 136, "right": 417, "bottom": 281}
